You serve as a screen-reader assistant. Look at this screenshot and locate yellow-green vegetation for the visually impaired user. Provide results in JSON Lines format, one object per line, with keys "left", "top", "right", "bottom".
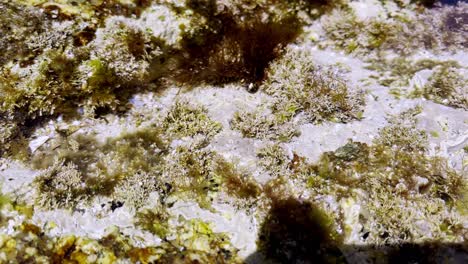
{"left": 134, "top": 214, "right": 241, "bottom": 263}
{"left": 0, "top": 0, "right": 323, "bottom": 158}
{"left": 214, "top": 158, "right": 261, "bottom": 201}
{"left": 322, "top": 9, "right": 402, "bottom": 54}
{"left": 0, "top": 2, "right": 47, "bottom": 67}
{"left": 256, "top": 108, "right": 466, "bottom": 244}
{"left": 34, "top": 161, "right": 87, "bottom": 208}
{"left": 30, "top": 102, "right": 260, "bottom": 211}
{"left": 32, "top": 129, "right": 165, "bottom": 209}
{"left": 161, "top": 146, "right": 260, "bottom": 210}
{"left": 366, "top": 57, "right": 461, "bottom": 91}
{"left": 0, "top": 22, "right": 167, "bottom": 120}
{"left": 231, "top": 48, "right": 364, "bottom": 141}
{"left": 230, "top": 109, "right": 299, "bottom": 142}
{"left": 257, "top": 144, "right": 291, "bottom": 178}
{"left": 0, "top": 1, "right": 171, "bottom": 160}
{"left": 0, "top": 219, "right": 240, "bottom": 263}
{"left": 163, "top": 100, "right": 222, "bottom": 140}
{"left": 322, "top": 3, "right": 467, "bottom": 55}
{"left": 373, "top": 107, "right": 428, "bottom": 152}
{"left": 421, "top": 65, "right": 468, "bottom": 110}
{"left": 136, "top": 206, "right": 171, "bottom": 238}
{"left": 17, "top": 0, "right": 152, "bottom": 23}
{"left": 0, "top": 112, "right": 29, "bottom": 159}
{"left": 92, "top": 17, "right": 169, "bottom": 85}
{"left": 2, "top": 185, "right": 240, "bottom": 263}
{"left": 366, "top": 57, "right": 468, "bottom": 109}
{"left": 263, "top": 48, "right": 365, "bottom": 124}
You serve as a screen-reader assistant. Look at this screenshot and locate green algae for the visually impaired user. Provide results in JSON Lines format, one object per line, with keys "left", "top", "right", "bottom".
{"left": 263, "top": 48, "right": 365, "bottom": 124}
{"left": 18, "top": 0, "right": 153, "bottom": 24}
{"left": 231, "top": 48, "right": 364, "bottom": 141}
{"left": 34, "top": 161, "right": 87, "bottom": 209}
{"left": 322, "top": 9, "right": 402, "bottom": 54}
{"left": 255, "top": 107, "right": 466, "bottom": 244}
{"left": 213, "top": 158, "right": 261, "bottom": 200}
{"left": 29, "top": 102, "right": 256, "bottom": 211}
{"left": 31, "top": 127, "right": 167, "bottom": 209}
{"left": 366, "top": 57, "right": 461, "bottom": 90}
{"left": 162, "top": 100, "right": 222, "bottom": 140}
{"left": 0, "top": 1, "right": 171, "bottom": 159}
{"left": 322, "top": 2, "right": 467, "bottom": 56}
{"left": 421, "top": 65, "right": 468, "bottom": 110}
{"left": 230, "top": 107, "right": 299, "bottom": 142}
{"left": 168, "top": 0, "right": 310, "bottom": 85}
{"left": 0, "top": 220, "right": 241, "bottom": 263}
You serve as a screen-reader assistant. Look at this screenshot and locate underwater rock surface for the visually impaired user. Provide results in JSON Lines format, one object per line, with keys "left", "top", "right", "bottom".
{"left": 0, "top": 0, "right": 467, "bottom": 263}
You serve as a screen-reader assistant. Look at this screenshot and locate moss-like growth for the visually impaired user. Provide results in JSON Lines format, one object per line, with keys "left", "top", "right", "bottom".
{"left": 230, "top": 108, "right": 299, "bottom": 142}
{"left": 231, "top": 48, "right": 364, "bottom": 141}
{"left": 30, "top": 105, "right": 245, "bottom": 210}
{"left": 263, "top": 48, "right": 365, "bottom": 124}
{"left": 366, "top": 57, "right": 461, "bottom": 95}
{"left": 161, "top": 146, "right": 221, "bottom": 209}
{"left": 322, "top": 3, "right": 468, "bottom": 55}
{"left": 0, "top": 2, "right": 47, "bottom": 67}
{"left": 18, "top": 0, "right": 152, "bottom": 24}
{"left": 255, "top": 108, "right": 466, "bottom": 245}
{"left": 0, "top": 6, "right": 172, "bottom": 157}
{"left": 0, "top": 113, "right": 29, "bottom": 159}
{"left": 99, "top": 128, "right": 167, "bottom": 180}
{"left": 256, "top": 144, "right": 291, "bottom": 178}
{"left": 163, "top": 100, "right": 222, "bottom": 140}
{"left": 32, "top": 127, "right": 166, "bottom": 209}
{"left": 112, "top": 171, "right": 162, "bottom": 209}
{"left": 422, "top": 65, "right": 468, "bottom": 110}
{"left": 135, "top": 206, "right": 171, "bottom": 238}
{"left": 34, "top": 161, "right": 86, "bottom": 209}
{"left": 92, "top": 18, "right": 169, "bottom": 84}
{"left": 214, "top": 158, "right": 261, "bottom": 200}
{"left": 374, "top": 107, "right": 428, "bottom": 152}
{"left": 322, "top": 9, "right": 401, "bottom": 54}
{"left": 309, "top": 109, "right": 465, "bottom": 244}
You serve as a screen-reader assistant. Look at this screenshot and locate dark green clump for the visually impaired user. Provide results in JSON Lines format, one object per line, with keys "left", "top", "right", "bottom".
{"left": 135, "top": 206, "right": 171, "bottom": 238}
{"left": 214, "top": 159, "right": 261, "bottom": 200}
{"left": 170, "top": 0, "right": 318, "bottom": 85}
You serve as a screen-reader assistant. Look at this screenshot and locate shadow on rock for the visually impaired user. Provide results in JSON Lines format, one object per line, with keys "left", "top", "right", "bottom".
{"left": 246, "top": 196, "right": 468, "bottom": 264}
{"left": 246, "top": 197, "right": 346, "bottom": 264}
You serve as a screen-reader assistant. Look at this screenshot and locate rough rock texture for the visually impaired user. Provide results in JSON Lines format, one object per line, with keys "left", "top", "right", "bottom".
{"left": 0, "top": 1, "right": 467, "bottom": 263}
